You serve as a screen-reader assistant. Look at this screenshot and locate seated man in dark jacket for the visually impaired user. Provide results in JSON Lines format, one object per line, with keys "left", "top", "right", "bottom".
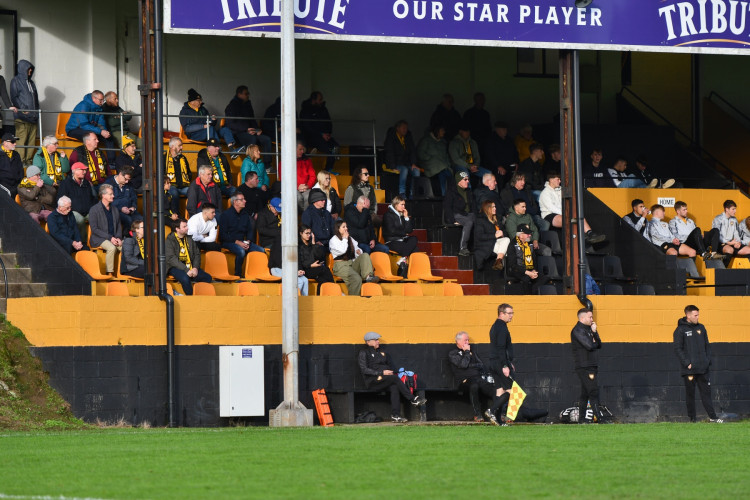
{"left": 218, "top": 193, "right": 265, "bottom": 277}
{"left": 197, "top": 138, "right": 236, "bottom": 198}
{"left": 88, "top": 184, "right": 123, "bottom": 274}
{"left": 187, "top": 165, "right": 223, "bottom": 217}
{"left": 224, "top": 85, "right": 272, "bottom": 153}
{"left": 499, "top": 172, "right": 549, "bottom": 232}
{"left": 166, "top": 218, "right": 212, "bottom": 296}
{"left": 473, "top": 172, "right": 505, "bottom": 215}
{"left": 505, "top": 224, "right": 549, "bottom": 294}
{"left": 56, "top": 162, "right": 97, "bottom": 240}
{"left": 357, "top": 331, "right": 426, "bottom": 423}
{"left": 179, "top": 88, "right": 237, "bottom": 149}
{"left": 256, "top": 197, "right": 282, "bottom": 249}
{"left": 443, "top": 171, "right": 475, "bottom": 256}
{"left": 47, "top": 196, "right": 88, "bottom": 254}
{"left": 301, "top": 190, "right": 334, "bottom": 250}
{"left": 103, "top": 165, "right": 141, "bottom": 229}
{"left": 344, "top": 195, "right": 389, "bottom": 255}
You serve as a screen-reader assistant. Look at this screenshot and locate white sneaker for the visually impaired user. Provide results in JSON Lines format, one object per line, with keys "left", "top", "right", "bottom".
{"left": 709, "top": 418, "right": 724, "bottom": 423}
{"left": 661, "top": 178, "right": 676, "bottom": 189}
{"left": 648, "top": 178, "right": 659, "bottom": 188}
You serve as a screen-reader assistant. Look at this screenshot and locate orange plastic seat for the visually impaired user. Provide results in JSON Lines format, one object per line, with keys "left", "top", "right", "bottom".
{"left": 165, "top": 283, "right": 175, "bottom": 296}
{"left": 360, "top": 282, "right": 383, "bottom": 297}
{"left": 243, "top": 252, "right": 281, "bottom": 282}
{"left": 112, "top": 253, "right": 143, "bottom": 281}
{"left": 75, "top": 250, "right": 111, "bottom": 280}
{"left": 319, "top": 282, "right": 343, "bottom": 296}
{"left": 178, "top": 126, "right": 205, "bottom": 145}
{"left": 443, "top": 282, "right": 464, "bottom": 296}
{"left": 406, "top": 252, "right": 443, "bottom": 282}
{"left": 56, "top": 112, "right": 76, "bottom": 141}
{"left": 370, "top": 251, "right": 403, "bottom": 282}
{"left": 237, "top": 281, "right": 260, "bottom": 296}
{"left": 403, "top": 283, "right": 424, "bottom": 296}
{"left": 326, "top": 253, "right": 344, "bottom": 282}
{"left": 106, "top": 282, "right": 130, "bottom": 296}
{"left": 193, "top": 282, "right": 216, "bottom": 296}
{"left": 203, "top": 251, "right": 240, "bottom": 281}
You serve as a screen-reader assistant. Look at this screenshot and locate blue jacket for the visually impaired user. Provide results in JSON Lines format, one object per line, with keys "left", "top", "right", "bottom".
{"left": 219, "top": 207, "right": 254, "bottom": 244}
{"left": 301, "top": 205, "right": 334, "bottom": 246}
{"left": 66, "top": 93, "right": 107, "bottom": 134}
{"left": 179, "top": 101, "right": 214, "bottom": 138}
{"left": 47, "top": 210, "right": 82, "bottom": 252}
{"left": 103, "top": 175, "right": 137, "bottom": 212}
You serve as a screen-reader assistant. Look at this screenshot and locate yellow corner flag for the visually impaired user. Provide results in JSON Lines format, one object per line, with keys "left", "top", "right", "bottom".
{"left": 505, "top": 381, "right": 527, "bottom": 421}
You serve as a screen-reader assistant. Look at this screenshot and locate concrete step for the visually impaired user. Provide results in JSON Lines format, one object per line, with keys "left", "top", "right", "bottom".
{"left": 0, "top": 298, "right": 5, "bottom": 314}
{"left": 3, "top": 267, "right": 32, "bottom": 283}
{"left": 433, "top": 269, "right": 474, "bottom": 284}
{"left": 0, "top": 253, "right": 19, "bottom": 267}
{"left": 461, "top": 284, "right": 490, "bottom": 295}
{"left": 7, "top": 282, "right": 47, "bottom": 298}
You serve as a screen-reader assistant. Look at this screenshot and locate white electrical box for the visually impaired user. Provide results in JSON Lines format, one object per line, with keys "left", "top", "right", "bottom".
{"left": 219, "top": 345, "right": 265, "bottom": 417}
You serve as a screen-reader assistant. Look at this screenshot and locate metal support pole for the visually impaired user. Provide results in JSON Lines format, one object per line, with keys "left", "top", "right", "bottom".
{"left": 37, "top": 109, "right": 43, "bottom": 142}
{"left": 269, "top": 0, "right": 312, "bottom": 427}
{"left": 371, "top": 120, "right": 379, "bottom": 189}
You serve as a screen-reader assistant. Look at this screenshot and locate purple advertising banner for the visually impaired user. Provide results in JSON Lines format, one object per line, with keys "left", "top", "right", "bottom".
{"left": 164, "top": 0, "right": 750, "bottom": 54}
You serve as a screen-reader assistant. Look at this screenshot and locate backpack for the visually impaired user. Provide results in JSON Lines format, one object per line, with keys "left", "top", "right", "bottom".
{"left": 354, "top": 411, "right": 382, "bottom": 423}
{"left": 398, "top": 368, "right": 418, "bottom": 394}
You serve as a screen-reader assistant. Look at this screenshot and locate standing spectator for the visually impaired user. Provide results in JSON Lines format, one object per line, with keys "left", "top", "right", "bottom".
{"left": 450, "top": 123, "right": 490, "bottom": 182}
{"left": 238, "top": 171, "right": 269, "bottom": 218}
{"left": 299, "top": 91, "right": 338, "bottom": 170}
{"left": 462, "top": 92, "right": 492, "bottom": 158}
{"left": 65, "top": 90, "right": 114, "bottom": 153}
{"left": 69, "top": 132, "right": 111, "bottom": 186}
{"left": 197, "top": 138, "right": 236, "bottom": 197}
{"left": 103, "top": 165, "right": 140, "bottom": 229}
{"left": 571, "top": 308, "right": 607, "bottom": 424}
{"left": 712, "top": 199, "right": 750, "bottom": 257}
{"left": 485, "top": 121, "right": 518, "bottom": 190}
{"left": 164, "top": 137, "right": 192, "bottom": 197}
{"left": 9, "top": 60, "right": 38, "bottom": 165}
{"left": 0, "top": 132, "right": 24, "bottom": 197}
{"left": 514, "top": 124, "right": 544, "bottom": 164}
{"left": 256, "top": 197, "right": 282, "bottom": 249}
{"left": 582, "top": 148, "right": 613, "bottom": 188}
{"left": 382, "top": 195, "right": 418, "bottom": 262}
{"left": 298, "top": 224, "right": 334, "bottom": 295}
{"left": 444, "top": 171, "right": 475, "bottom": 256}
{"left": 56, "top": 162, "right": 97, "bottom": 238}
{"left": 166, "top": 218, "right": 212, "bottom": 296}
{"left": 506, "top": 224, "right": 550, "bottom": 294}
{"left": 417, "top": 125, "right": 452, "bottom": 196}
{"left": 121, "top": 220, "right": 146, "bottom": 279}
{"left": 343, "top": 166, "right": 381, "bottom": 227}
{"left": 499, "top": 173, "right": 550, "bottom": 233}
{"left": 33, "top": 136, "right": 70, "bottom": 187}
{"left": 517, "top": 142, "right": 545, "bottom": 195}
{"left": 101, "top": 91, "right": 138, "bottom": 149}
{"left": 17, "top": 165, "right": 56, "bottom": 223}
{"left": 219, "top": 193, "right": 265, "bottom": 277}
{"left": 329, "top": 219, "right": 379, "bottom": 296}
{"left": 622, "top": 198, "right": 649, "bottom": 237}
{"left": 47, "top": 196, "right": 87, "bottom": 254}
{"left": 0, "top": 64, "right": 18, "bottom": 135}
{"left": 187, "top": 203, "right": 221, "bottom": 252}
{"left": 384, "top": 120, "right": 420, "bottom": 199}
{"left": 240, "top": 144, "right": 270, "bottom": 192}
{"left": 669, "top": 201, "right": 721, "bottom": 260}
{"left": 179, "top": 88, "right": 239, "bottom": 151}
{"left": 311, "top": 170, "right": 341, "bottom": 218}
{"left": 115, "top": 136, "right": 143, "bottom": 192}
{"left": 344, "top": 195, "right": 388, "bottom": 255}
{"left": 278, "top": 141, "right": 316, "bottom": 210}
{"left": 88, "top": 184, "right": 123, "bottom": 274}
{"left": 486, "top": 304, "right": 516, "bottom": 425}
{"left": 302, "top": 190, "right": 334, "bottom": 250}
{"left": 429, "top": 94, "right": 461, "bottom": 142}
{"left": 673, "top": 305, "right": 723, "bottom": 423}
{"left": 474, "top": 200, "right": 511, "bottom": 271}
{"left": 224, "top": 85, "right": 272, "bottom": 156}
{"left": 186, "top": 166, "right": 223, "bottom": 218}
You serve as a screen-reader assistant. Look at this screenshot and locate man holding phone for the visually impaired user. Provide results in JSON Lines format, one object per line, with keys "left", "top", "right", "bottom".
{"left": 571, "top": 308, "right": 607, "bottom": 423}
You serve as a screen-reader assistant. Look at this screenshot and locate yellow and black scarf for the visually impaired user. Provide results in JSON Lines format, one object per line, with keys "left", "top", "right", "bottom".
{"left": 42, "top": 148, "right": 64, "bottom": 182}
{"left": 166, "top": 154, "right": 191, "bottom": 185}
{"left": 19, "top": 177, "right": 36, "bottom": 188}
{"left": 465, "top": 140, "right": 474, "bottom": 164}
{"left": 177, "top": 236, "right": 192, "bottom": 268}
{"left": 211, "top": 155, "right": 227, "bottom": 185}
{"left": 2, "top": 146, "right": 12, "bottom": 159}
{"left": 137, "top": 238, "right": 145, "bottom": 259}
{"left": 517, "top": 237, "right": 534, "bottom": 270}
{"left": 86, "top": 148, "right": 107, "bottom": 185}
{"left": 397, "top": 133, "right": 406, "bottom": 150}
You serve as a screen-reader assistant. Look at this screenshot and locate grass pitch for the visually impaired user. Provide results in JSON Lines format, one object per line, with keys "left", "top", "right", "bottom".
{"left": 0, "top": 422, "right": 747, "bottom": 499}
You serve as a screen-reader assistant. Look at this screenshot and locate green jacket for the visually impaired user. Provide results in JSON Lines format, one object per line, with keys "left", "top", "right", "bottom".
{"left": 166, "top": 232, "right": 202, "bottom": 273}
{"left": 505, "top": 209, "right": 539, "bottom": 243}
{"left": 32, "top": 148, "right": 70, "bottom": 186}
{"left": 416, "top": 132, "right": 450, "bottom": 178}
{"left": 449, "top": 135, "right": 481, "bottom": 170}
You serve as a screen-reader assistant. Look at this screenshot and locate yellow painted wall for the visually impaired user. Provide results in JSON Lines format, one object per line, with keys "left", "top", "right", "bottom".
{"left": 8, "top": 295, "right": 750, "bottom": 348}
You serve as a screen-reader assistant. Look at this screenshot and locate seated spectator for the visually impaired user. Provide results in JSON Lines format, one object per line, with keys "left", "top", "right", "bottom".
{"left": 499, "top": 173, "right": 550, "bottom": 233}
{"left": 256, "top": 197, "right": 282, "bottom": 249}
{"left": 69, "top": 132, "right": 111, "bottom": 186}
{"left": 582, "top": 148, "right": 612, "bottom": 188}
{"left": 546, "top": 143, "right": 561, "bottom": 177}
{"left": 382, "top": 195, "right": 418, "bottom": 262}
{"left": 343, "top": 166, "right": 381, "bottom": 227}
{"left": 634, "top": 155, "right": 675, "bottom": 189}
{"left": 187, "top": 203, "right": 221, "bottom": 252}
{"left": 463, "top": 92, "right": 492, "bottom": 157}
{"left": 345, "top": 195, "right": 389, "bottom": 255}
{"left": 517, "top": 142, "right": 545, "bottom": 196}
{"left": 647, "top": 204, "right": 685, "bottom": 257}
{"left": 514, "top": 124, "right": 544, "bottom": 164}
{"left": 88, "top": 184, "right": 123, "bottom": 273}
{"left": 485, "top": 121, "right": 518, "bottom": 190}
{"left": 261, "top": 96, "right": 282, "bottom": 139}
{"left": 384, "top": 120, "right": 420, "bottom": 199}
{"left": 278, "top": 141, "right": 316, "bottom": 210}
{"left": 608, "top": 157, "right": 650, "bottom": 188}
{"left": 240, "top": 144, "right": 270, "bottom": 192}
{"left": 449, "top": 122, "right": 490, "bottom": 182}
{"left": 298, "top": 224, "right": 334, "bottom": 295}
{"left": 33, "top": 135, "right": 69, "bottom": 187}
{"left": 506, "top": 224, "right": 550, "bottom": 294}
{"left": 622, "top": 198, "right": 649, "bottom": 237}
{"left": 474, "top": 200, "right": 511, "bottom": 271}
{"left": 103, "top": 165, "right": 141, "bottom": 229}
{"left": 712, "top": 199, "right": 750, "bottom": 256}
{"left": 329, "top": 219, "right": 379, "bottom": 296}
{"left": 539, "top": 172, "right": 605, "bottom": 244}
{"left": 17, "top": 165, "right": 55, "bottom": 223}
{"left": 224, "top": 85, "right": 272, "bottom": 155}
{"left": 47, "top": 196, "right": 87, "bottom": 254}
{"left": 669, "top": 201, "right": 721, "bottom": 260}
{"left": 65, "top": 90, "right": 114, "bottom": 153}
{"left": 166, "top": 218, "right": 212, "bottom": 296}
{"left": 179, "top": 88, "right": 239, "bottom": 151}
{"left": 473, "top": 172, "right": 504, "bottom": 215}
{"left": 358, "top": 331, "right": 427, "bottom": 423}
{"left": 121, "top": 220, "right": 146, "bottom": 279}
{"left": 448, "top": 331, "right": 507, "bottom": 423}
{"left": 429, "top": 94, "right": 461, "bottom": 142}
{"left": 101, "top": 91, "right": 137, "bottom": 149}
{"left": 238, "top": 171, "right": 269, "bottom": 218}
{"left": 299, "top": 91, "right": 338, "bottom": 171}
{"left": 162, "top": 178, "right": 180, "bottom": 228}
{"left": 504, "top": 199, "right": 551, "bottom": 256}
{"left": 416, "top": 125, "right": 452, "bottom": 196}
{"left": 115, "top": 136, "right": 143, "bottom": 192}
{"left": 0, "top": 132, "right": 24, "bottom": 198}
{"left": 164, "top": 137, "right": 192, "bottom": 197}
{"left": 219, "top": 193, "right": 265, "bottom": 277}
{"left": 268, "top": 232, "right": 309, "bottom": 295}
{"left": 56, "top": 162, "right": 97, "bottom": 239}
{"left": 197, "top": 138, "right": 236, "bottom": 198}
{"left": 311, "top": 170, "right": 341, "bottom": 218}
{"left": 187, "top": 165, "right": 223, "bottom": 217}
{"left": 443, "top": 171, "right": 475, "bottom": 257}
{"left": 302, "top": 190, "right": 334, "bottom": 250}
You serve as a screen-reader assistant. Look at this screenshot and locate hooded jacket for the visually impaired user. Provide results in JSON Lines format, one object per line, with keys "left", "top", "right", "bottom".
{"left": 10, "top": 60, "right": 38, "bottom": 123}
{"left": 539, "top": 181, "right": 562, "bottom": 219}
{"left": 673, "top": 317, "right": 712, "bottom": 376}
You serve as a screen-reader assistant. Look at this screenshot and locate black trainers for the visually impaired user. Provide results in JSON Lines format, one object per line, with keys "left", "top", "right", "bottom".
{"left": 411, "top": 395, "right": 427, "bottom": 406}
{"left": 484, "top": 409, "right": 500, "bottom": 426}
{"left": 391, "top": 414, "right": 408, "bottom": 423}
{"left": 365, "top": 275, "right": 380, "bottom": 283}
{"left": 458, "top": 248, "right": 471, "bottom": 257}
{"left": 585, "top": 231, "right": 606, "bottom": 245}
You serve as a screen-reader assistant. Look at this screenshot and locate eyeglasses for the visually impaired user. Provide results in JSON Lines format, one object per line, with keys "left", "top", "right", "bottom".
{"left": 362, "top": 173, "right": 370, "bottom": 176}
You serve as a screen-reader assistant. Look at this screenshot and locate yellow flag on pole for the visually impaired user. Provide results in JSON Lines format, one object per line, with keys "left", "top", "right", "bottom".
{"left": 505, "top": 381, "right": 527, "bottom": 421}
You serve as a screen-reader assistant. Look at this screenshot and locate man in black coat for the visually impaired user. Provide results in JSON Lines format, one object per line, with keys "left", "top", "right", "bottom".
{"left": 344, "top": 196, "right": 388, "bottom": 254}
{"left": 485, "top": 122, "right": 518, "bottom": 190}
{"left": 473, "top": 172, "right": 505, "bottom": 215}
{"left": 673, "top": 305, "right": 723, "bottom": 423}
{"left": 443, "top": 171, "right": 475, "bottom": 256}
{"left": 299, "top": 91, "right": 338, "bottom": 170}
{"left": 571, "top": 308, "right": 607, "bottom": 423}
{"left": 224, "top": 85, "right": 272, "bottom": 154}
{"left": 56, "top": 162, "right": 97, "bottom": 239}
{"left": 0, "top": 132, "right": 24, "bottom": 197}
{"left": 486, "top": 304, "right": 516, "bottom": 425}
{"left": 505, "top": 224, "right": 549, "bottom": 294}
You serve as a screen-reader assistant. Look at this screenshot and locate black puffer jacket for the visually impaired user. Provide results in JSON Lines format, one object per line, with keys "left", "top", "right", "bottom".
{"left": 571, "top": 321, "right": 601, "bottom": 369}
{"left": 357, "top": 345, "right": 394, "bottom": 387}
{"left": 448, "top": 347, "right": 486, "bottom": 383}
{"left": 673, "top": 317, "right": 711, "bottom": 376}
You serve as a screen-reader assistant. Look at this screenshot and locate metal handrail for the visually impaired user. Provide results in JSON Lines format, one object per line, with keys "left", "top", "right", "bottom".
{"left": 707, "top": 91, "right": 750, "bottom": 126}
{"left": 0, "top": 256, "right": 7, "bottom": 301}
{"left": 618, "top": 87, "right": 749, "bottom": 191}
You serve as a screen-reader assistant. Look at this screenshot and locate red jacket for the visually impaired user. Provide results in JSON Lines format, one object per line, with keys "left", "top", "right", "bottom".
{"left": 279, "top": 158, "right": 316, "bottom": 188}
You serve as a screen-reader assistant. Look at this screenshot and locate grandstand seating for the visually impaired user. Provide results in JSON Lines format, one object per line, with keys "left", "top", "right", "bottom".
{"left": 406, "top": 252, "right": 442, "bottom": 282}
{"left": 75, "top": 250, "right": 111, "bottom": 280}
{"left": 237, "top": 281, "right": 260, "bottom": 296}
{"left": 193, "top": 282, "right": 216, "bottom": 296}
{"left": 319, "top": 282, "right": 343, "bottom": 296}
{"left": 203, "top": 251, "right": 240, "bottom": 281}
{"left": 403, "top": 282, "right": 423, "bottom": 296}
{"left": 360, "top": 282, "right": 383, "bottom": 297}
{"left": 243, "top": 252, "right": 281, "bottom": 282}
{"left": 105, "top": 282, "right": 130, "bottom": 296}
